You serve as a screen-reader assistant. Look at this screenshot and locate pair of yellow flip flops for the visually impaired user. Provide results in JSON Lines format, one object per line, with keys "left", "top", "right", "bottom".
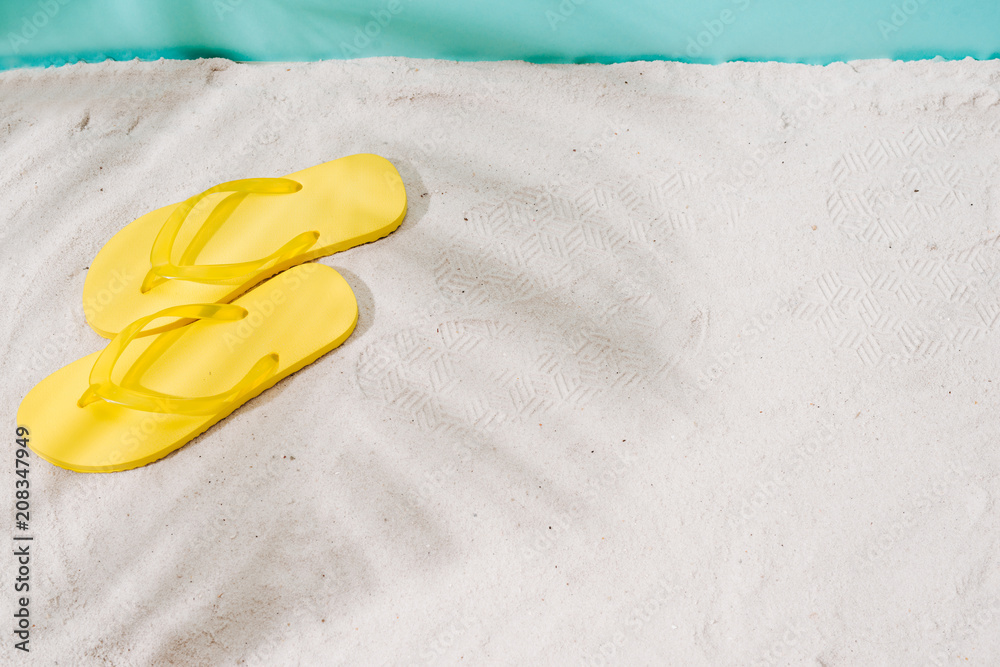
{"left": 17, "top": 155, "right": 407, "bottom": 473}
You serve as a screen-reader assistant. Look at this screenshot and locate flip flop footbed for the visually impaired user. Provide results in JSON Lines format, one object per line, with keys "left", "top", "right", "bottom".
{"left": 83, "top": 153, "right": 404, "bottom": 337}
{"left": 20, "top": 264, "right": 357, "bottom": 472}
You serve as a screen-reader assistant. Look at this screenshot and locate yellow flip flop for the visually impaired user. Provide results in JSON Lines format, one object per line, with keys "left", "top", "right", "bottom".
{"left": 83, "top": 153, "right": 405, "bottom": 338}
{"left": 19, "top": 264, "right": 357, "bottom": 473}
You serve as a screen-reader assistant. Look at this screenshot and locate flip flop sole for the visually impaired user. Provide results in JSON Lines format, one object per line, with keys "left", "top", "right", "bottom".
{"left": 21, "top": 264, "right": 357, "bottom": 473}
{"left": 83, "top": 153, "right": 403, "bottom": 338}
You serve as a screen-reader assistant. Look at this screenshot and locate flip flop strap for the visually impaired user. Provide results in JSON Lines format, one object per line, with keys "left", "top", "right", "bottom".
{"left": 77, "top": 303, "right": 279, "bottom": 415}
{"left": 140, "top": 178, "right": 320, "bottom": 294}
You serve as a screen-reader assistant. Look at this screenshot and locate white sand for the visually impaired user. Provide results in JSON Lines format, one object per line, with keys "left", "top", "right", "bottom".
{"left": 2, "top": 55, "right": 1000, "bottom": 665}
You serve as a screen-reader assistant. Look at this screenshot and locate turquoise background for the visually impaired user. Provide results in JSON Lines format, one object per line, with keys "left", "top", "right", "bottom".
{"left": 1, "top": 0, "right": 998, "bottom": 71}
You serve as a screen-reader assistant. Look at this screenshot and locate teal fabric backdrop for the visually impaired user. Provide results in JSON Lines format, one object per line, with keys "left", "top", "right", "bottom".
{"left": 1, "top": 0, "right": 998, "bottom": 70}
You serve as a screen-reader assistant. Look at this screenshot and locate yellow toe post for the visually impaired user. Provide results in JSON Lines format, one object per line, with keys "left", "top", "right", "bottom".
{"left": 20, "top": 264, "right": 358, "bottom": 473}
{"left": 83, "top": 154, "right": 405, "bottom": 338}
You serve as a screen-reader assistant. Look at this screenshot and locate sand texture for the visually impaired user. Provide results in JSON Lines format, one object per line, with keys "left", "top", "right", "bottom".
{"left": 2, "top": 56, "right": 1000, "bottom": 665}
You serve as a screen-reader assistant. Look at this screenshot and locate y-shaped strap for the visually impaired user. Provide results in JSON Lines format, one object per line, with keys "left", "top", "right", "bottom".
{"left": 140, "top": 178, "right": 320, "bottom": 294}
{"left": 77, "top": 304, "right": 279, "bottom": 415}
